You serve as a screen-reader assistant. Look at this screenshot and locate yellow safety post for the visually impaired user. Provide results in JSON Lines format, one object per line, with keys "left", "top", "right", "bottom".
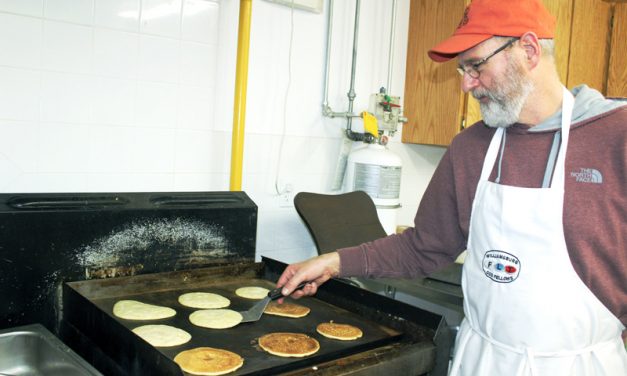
{"left": 230, "top": 0, "right": 253, "bottom": 191}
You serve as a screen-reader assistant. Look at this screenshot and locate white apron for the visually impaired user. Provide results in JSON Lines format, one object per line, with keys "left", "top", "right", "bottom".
{"left": 449, "top": 87, "right": 627, "bottom": 376}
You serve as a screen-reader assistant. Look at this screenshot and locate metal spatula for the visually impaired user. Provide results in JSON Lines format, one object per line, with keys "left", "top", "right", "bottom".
{"left": 239, "top": 282, "right": 307, "bottom": 323}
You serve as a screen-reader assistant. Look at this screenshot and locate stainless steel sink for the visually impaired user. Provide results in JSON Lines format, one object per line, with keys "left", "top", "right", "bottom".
{"left": 0, "top": 324, "right": 102, "bottom": 376}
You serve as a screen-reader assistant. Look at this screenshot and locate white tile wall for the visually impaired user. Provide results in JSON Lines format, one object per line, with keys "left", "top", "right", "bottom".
{"left": 173, "top": 172, "right": 228, "bottom": 191}
{"left": 91, "top": 77, "right": 136, "bottom": 125}
{"left": 182, "top": 0, "right": 218, "bottom": 44}
{"left": 86, "top": 172, "right": 173, "bottom": 191}
{"left": 140, "top": 0, "right": 181, "bottom": 38}
{"left": 0, "top": 67, "right": 41, "bottom": 121}
{"left": 0, "top": 120, "right": 40, "bottom": 173}
{"left": 0, "top": 13, "right": 42, "bottom": 69}
{"left": 93, "top": 28, "right": 139, "bottom": 78}
{"left": 43, "top": 21, "right": 93, "bottom": 74}
{"left": 37, "top": 122, "right": 91, "bottom": 172}
{"left": 180, "top": 41, "right": 215, "bottom": 86}
{"left": 44, "top": 0, "right": 94, "bottom": 25}
{"left": 177, "top": 85, "right": 214, "bottom": 130}
{"left": 17, "top": 172, "right": 88, "bottom": 192}
{"left": 0, "top": 0, "right": 43, "bottom": 17}
{"left": 138, "top": 34, "right": 180, "bottom": 82}
{"left": 41, "top": 72, "right": 92, "bottom": 123}
{"left": 135, "top": 81, "right": 179, "bottom": 126}
{"left": 0, "top": 0, "right": 445, "bottom": 265}
{"left": 94, "top": 0, "right": 140, "bottom": 32}
{"left": 174, "top": 128, "right": 215, "bottom": 172}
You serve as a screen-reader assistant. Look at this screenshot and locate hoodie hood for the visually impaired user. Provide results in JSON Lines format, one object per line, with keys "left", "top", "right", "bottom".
{"left": 530, "top": 85, "right": 626, "bottom": 132}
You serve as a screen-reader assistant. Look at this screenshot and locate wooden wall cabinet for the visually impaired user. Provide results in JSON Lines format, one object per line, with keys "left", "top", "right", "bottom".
{"left": 402, "top": 0, "right": 626, "bottom": 146}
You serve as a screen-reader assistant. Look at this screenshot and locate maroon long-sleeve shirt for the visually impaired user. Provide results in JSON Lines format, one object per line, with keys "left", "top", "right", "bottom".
{"left": 338, "top": 101, "right": 626, "bottom": 327}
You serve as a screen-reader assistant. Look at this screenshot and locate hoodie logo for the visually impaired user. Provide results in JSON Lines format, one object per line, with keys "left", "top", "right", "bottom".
{"left": 570, "top": 168, "right": 603, "bottom": 184}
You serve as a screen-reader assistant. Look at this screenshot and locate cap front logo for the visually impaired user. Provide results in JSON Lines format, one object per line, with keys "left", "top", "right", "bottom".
{"left": 457, "top": 6, "right": 470, "bottom": 29}
{"left": 482, "top": 250, "right": 521, "bottom": 283}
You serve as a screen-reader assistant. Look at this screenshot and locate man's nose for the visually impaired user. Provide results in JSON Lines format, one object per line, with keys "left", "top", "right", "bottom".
{"left": 460, "top": 73, "right": 479, "bottom": 93}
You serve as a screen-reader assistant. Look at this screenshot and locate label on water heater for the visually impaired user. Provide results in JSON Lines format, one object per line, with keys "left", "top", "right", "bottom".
{"left": 353, "top": 163, "right": 401, "bottom": 199}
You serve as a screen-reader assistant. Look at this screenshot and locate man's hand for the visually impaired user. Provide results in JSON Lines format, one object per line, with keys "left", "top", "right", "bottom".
{"left": 277, "top": 252, "right": 340, "bottom": 299}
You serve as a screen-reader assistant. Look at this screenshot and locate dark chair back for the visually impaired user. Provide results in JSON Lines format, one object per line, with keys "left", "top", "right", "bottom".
{"left": 293, "top": 191, "right": 388, "bottom": 254}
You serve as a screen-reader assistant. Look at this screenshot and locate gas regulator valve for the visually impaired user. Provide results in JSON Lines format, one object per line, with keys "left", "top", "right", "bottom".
{"left": 368, "top": 88, "right": 407, "bottom": 137}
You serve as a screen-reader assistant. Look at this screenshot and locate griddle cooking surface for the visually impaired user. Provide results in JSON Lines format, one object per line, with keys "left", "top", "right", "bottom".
{"left": 91, "top": 278, "right": 402, "bottom": 375}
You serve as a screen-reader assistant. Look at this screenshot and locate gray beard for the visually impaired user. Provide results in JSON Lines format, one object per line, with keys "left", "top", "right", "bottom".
{"left": 474, "top": 57, "right": 534, "bottom": 128}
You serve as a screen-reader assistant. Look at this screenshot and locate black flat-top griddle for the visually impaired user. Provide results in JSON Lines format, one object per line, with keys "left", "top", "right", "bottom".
{"left": 91, "top": 279, "right": 402, "bottom": 375}
{"left": 63, "top": 258, "right": 446, "bottom": 375}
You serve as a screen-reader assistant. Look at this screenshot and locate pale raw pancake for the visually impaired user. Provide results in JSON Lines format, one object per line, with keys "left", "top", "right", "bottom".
{"left": 316, "top": 322, "right": 363, "bottom": 340}
{"left": 258, "top": 332, "right": 320, "bottom": 357}
{"left": 263, "top": 301, "right": 310, "bottom": 318}
{"left": 112, "top": 300, "right": 176, "bottom": 320}
{"left": 189, "top": 309, "right": 243, "bottom": 329}
{"left": 235, "top": 286, "right": 269, "bottom": 299}
{"left": 178, "top": 292, "right": 230, "bottom": 309}
{"left": 132, "top": 324, "right": 191, "bottom": 347}
{"left": 174, "top": 347, "right": 243, "bottom": 376}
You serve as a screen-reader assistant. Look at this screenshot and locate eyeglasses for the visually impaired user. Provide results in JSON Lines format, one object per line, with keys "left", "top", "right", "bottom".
{"left": 457, "top": 38, "right": 518, "bottom": 78}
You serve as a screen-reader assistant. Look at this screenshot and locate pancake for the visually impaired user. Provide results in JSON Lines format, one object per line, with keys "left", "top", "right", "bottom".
{"left": 263, "top": 301, "right": 310, "bottom": 318}
{"left": 112, "top": 300, "right": 176, "bottom": 320}
{"left": 235, "top": 286, "right": 269, "bottom": 299}
{"left": 174, "top": 347, "right": 243, "bottom": 375}
{"left": 189, "top": 309, "right": 243, "bottom": 329}
{"left": 316, "top": 322, "right": 363, "bottom": 340}
{"left": 132, "top": 324, "right": 191, "bottom": 347}
{"left": 179, "top": 292, "right": 230, "bottom": 309}
{"left": 258, "top": 332, "right": 320, "bottom": 357}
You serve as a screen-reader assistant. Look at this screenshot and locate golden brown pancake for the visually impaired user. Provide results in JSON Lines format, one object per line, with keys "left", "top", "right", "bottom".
{"left": 174, "top": 347, "right": 243, "bottom": 375}
{"left": 316, "top": 322, "right": 363, "bottom": 340}
{"left": 258, "top": 332, "right": 320, "bottom": 357}
{"left": 263, "top": 301, "right": 310, "bottom": 318}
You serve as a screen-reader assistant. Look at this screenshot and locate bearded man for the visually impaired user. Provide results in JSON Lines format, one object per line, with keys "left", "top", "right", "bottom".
{"left": 277, "top": 0, "right": 627, "bottom": 375}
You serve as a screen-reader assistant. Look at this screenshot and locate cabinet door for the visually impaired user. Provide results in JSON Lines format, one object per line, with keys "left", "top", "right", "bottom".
{"left": 402, "top": 0, "right": 466, "bottom": 146}
{"left": 566, "top": 0, "right": 612, "bottom": 91}
{"left": 543, "top": 0, "right": 574, "bottom": 85}
{"left": 607, "top": 3, "right": 627, "bottom": 97}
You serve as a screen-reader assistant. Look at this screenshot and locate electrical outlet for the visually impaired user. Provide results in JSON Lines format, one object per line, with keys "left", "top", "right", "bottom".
{"left": 278, "top": 182, "right": 294, "bottom": 207}
{"left": 279, "top": 191, "right": 293, "bottom": 207}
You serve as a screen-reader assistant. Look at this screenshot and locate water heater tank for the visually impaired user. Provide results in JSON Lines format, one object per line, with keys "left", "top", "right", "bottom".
{"left": 344, "top": 143, "right": 402, "bottom": 234}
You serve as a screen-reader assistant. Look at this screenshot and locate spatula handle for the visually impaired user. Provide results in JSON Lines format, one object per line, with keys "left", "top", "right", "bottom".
{"left": 268, "top": 282, "right": 308, "bottom": 300}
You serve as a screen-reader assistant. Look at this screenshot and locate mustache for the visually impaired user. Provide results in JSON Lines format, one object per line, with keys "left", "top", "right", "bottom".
{"left": 472, "top": 88, "right": 496, "bottom": 101}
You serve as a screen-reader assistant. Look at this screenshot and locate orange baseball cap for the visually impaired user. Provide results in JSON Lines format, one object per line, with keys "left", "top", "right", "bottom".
{"left": 428, "top": 0, "right": 556, "bottom": 62}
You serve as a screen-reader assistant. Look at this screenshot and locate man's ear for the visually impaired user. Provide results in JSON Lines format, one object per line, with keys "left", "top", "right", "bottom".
{"left": 519, "top": 32, "right": 542, "bottom": 69}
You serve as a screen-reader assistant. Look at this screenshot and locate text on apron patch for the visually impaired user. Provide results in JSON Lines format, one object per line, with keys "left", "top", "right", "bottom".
{"left": 482, "top": 250, "right": 520, "bottom": 283}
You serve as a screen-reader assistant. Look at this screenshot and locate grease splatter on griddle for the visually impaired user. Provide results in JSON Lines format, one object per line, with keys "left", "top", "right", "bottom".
{"left": 78, "top": 217, "right": 233, "bottom": 272}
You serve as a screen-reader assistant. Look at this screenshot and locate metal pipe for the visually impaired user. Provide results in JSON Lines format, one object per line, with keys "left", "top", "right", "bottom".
{"left": 345, "top": 0, "right": 361, "bottom": 133}
{"left": 321, "top": 0, "right": 363, "bottom": 122}
{"left": 322, "top": 0, "right": 334, "bottom": 117}
{"left": 229, "top": 0, "right": 253, "bottom": 191}
{"left": 386, "top": 0, "right": 397, "bottom": 93}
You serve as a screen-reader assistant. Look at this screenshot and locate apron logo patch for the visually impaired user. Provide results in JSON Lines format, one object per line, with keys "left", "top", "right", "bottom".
{"left": 482, "top": 250, "right": 520, "bottom": 283}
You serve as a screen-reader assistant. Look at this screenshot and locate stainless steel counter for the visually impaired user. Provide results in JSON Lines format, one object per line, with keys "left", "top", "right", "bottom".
{"left": 0, "top": 324, "right": 102, "bottom": 376}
